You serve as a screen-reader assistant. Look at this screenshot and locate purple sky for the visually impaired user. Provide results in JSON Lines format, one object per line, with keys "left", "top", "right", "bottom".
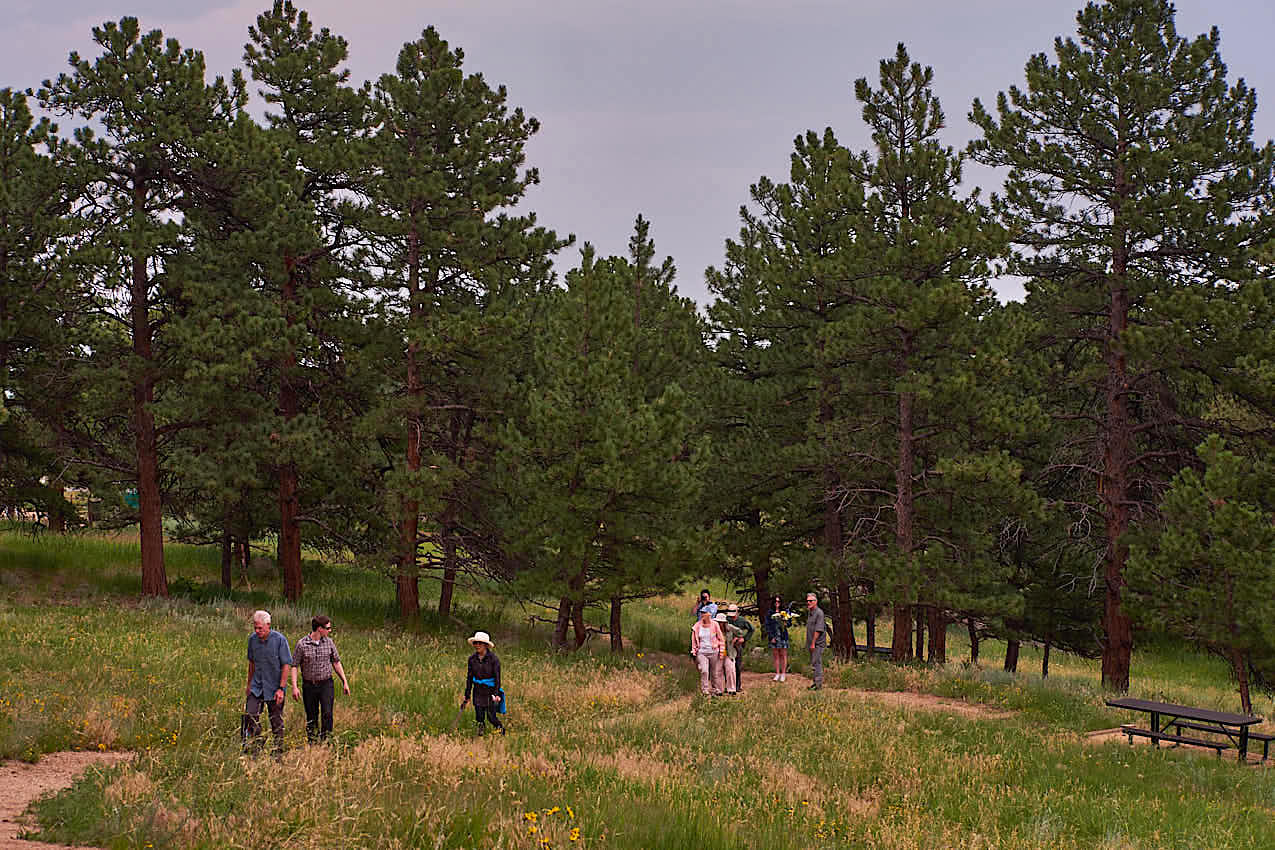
{"left": 7, "top": 0, "right": 1275, "bottom": 304}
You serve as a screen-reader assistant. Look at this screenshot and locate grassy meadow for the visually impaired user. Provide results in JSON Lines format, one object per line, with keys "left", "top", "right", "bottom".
{"left": 4, "top": 528, "right": 1275, "bottom": 848}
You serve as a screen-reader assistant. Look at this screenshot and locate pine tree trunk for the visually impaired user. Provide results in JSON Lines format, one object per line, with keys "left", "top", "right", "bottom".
{"left": 866, "top": 606, "right": 877, "bottom": 651}
{"left": 610, "top": 596, "right": 623, "bottom": 653}
{"left": 571, "top": 600, "right": 587, "bottom": 649}
{"left": 395, "top": 570, "right": 420, "bottom": 620}
{"left": 1042, "top": 641, "right": 1051, "bottom": 679}
{"left": 834, "top": 581, "right": 856, "bottom": 660}
{"left": 394, "top": 477, "right": 421, "bottom": 618}
{"left": 1099, "top": 160, "right": 1133, "bottom": 692}
{"left": 892, "top": 386, "right": 915, "bottom": 661}
{"left": 914, "top": 606, "right": 925, "bottom": 661}
{"left": 819, "top": 366, "right": 846, "bottom": 658}
{"left": 132, "top": 176, "right": 167, "bottom": 598}
{"left": 278, "top": 459, "right": 302, "bottom": 600}
{"left": 1232, "top": 648, "right": 1252, "bottom": 715}
{"left": 968, "top": 618, "right": 979, "bottom": 665}
{"left": 398, "top": 227, "right": 424, "bottom": 619}
{"left": 927, "top": 607, "right": 946, "bottom": 664}
{"left": 277, "top": 264, "right": 303, "bottom": 602}
{"left": 553, "top": 597, "right": 572, "bottom": 651}
{"left": 438, "top": 525, "right": 458, "bottom": 618}
{"left": 239, "top": 536, "right": 250, "bottom": 575}
{"left": 752, "top": 562, "right": 770, "bottom": 621}
{"left": 49, "top": 510, "right": 65, "bottom": 533}
{"left": 1004, "top": 639, "right": 1020, "bottom": 673}
{"left": 220, "top": 525, "right": 233, "bottom": 589}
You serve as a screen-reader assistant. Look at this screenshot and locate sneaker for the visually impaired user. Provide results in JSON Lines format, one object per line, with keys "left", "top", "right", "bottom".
{"left": 780, "top": 674, "right": 786, "bottom": 682}
{"left": 772, "top": 674, "right": 780, "bottom": 682}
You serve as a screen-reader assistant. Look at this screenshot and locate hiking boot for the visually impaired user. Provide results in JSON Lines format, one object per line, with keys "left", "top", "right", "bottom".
{"left": 808, "top": 683, "right": 821, "bottom": 690}
{"left": 476, "top": 723, "right": 487, "bottom": 736}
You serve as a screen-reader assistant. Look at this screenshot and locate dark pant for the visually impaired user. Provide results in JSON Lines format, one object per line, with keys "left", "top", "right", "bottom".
{"left": 473, "top": 703, "right": 503, "bottom": 730}
{"left": 302, "top": 678, "right": 335, "bottom": 742}
{"left": 243, "top": 692, "right": 285, "bottom": 754}
{"left": 733, "top": 655, "right": 744, "bottom": 691}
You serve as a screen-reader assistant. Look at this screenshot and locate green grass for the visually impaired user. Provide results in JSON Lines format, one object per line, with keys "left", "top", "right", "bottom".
{"left": 4, "top": 531, "right": 1275, "bottom": 849}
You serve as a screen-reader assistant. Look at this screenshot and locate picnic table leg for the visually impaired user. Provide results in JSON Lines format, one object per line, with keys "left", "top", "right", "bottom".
{"left": 1239, "top": 727, "right": 1249, "bottom": 762}
{"left": 1151, "top": 712, "right": 1160, "bottom": 747}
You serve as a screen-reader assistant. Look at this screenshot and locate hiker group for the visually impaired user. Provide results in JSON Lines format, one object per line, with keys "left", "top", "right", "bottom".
{"left": 691, "top": 590, "right": 826, "bottom": 696}
{"left": 240, "top": 590, "right": 826, "bottom": 753}
{"left": 241, "top": 611, "right": 506, "bottom": 754}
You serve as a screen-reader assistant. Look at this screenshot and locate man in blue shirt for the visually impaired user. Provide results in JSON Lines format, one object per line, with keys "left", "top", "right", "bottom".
{"left": 243, "top": 609, "right": 293, "bottom": 755}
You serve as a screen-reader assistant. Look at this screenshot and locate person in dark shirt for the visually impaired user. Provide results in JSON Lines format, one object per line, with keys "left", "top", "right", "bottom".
{"left": 692, "top": 588, "right": 717, "bottom": 621}
{"left": 462, "top": 631, "right": 504, "bottom": 735}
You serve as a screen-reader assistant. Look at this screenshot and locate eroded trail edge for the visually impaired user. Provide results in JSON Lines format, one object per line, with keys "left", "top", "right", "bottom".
{"left": 0, "top": 751, "right": 130, "bottom": 850}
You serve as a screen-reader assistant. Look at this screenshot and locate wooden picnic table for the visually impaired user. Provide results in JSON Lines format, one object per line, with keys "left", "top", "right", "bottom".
{"left": 1106, "top": 696, "right": 1267, "bottom": 761}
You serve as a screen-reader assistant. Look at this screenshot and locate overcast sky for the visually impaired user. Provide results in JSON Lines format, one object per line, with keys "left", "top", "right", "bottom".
{"left": 6, "top": 0, "right": 1275, "bottom": 304}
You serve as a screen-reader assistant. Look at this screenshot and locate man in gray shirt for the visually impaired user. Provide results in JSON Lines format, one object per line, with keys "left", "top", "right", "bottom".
{"left": 805, "top": 592, "right": 826, "bottom": 690}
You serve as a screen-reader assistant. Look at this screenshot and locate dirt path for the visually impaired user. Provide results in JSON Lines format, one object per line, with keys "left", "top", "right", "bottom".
{"left": 627, "top": 656, "right": 1013, "bottom": 723}
{"left": 0, "top": 752, "right": 130, "bottom": 850}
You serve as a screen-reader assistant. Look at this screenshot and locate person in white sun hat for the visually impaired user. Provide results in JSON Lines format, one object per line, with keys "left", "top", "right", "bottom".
{"left": 462, "top": 631, "right": 505, "bottom": 735}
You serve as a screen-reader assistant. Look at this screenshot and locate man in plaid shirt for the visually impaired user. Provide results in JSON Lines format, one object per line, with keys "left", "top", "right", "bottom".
{"left": 290, "top": 615, "right": 350, "bottom": 743}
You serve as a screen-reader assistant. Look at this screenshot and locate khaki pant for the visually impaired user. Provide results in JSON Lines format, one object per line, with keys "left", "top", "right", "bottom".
{"left": 696, "top": 652, "right": 724, "bottom": 695}
{"left": 723, "top": 654, "right": 738, "bottom": 693}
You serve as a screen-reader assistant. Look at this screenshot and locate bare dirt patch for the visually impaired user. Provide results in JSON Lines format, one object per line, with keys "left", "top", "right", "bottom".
{"left": 843, "top": 688, "right": 1016, "bottom": 720}
{"left": 0, "top": 751, "right": 131, "bottom": 850}
{"left": 742, "top": 669, "right": 1013, "bottom": 719}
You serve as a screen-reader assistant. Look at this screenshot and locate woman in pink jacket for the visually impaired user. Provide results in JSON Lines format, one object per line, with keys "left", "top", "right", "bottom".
{"left": 690, "top": 608, "right": 726, "bottom": 696}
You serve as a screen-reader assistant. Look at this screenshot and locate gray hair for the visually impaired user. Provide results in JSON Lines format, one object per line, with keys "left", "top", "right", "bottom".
{"left": 252, "top": 610, "right": 272, "bottom": 625}
{"left": 806, "top": 593, "right": 817, "bottom": 602}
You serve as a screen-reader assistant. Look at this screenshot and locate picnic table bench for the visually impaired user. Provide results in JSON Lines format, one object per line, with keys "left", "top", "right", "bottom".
{"left": 1106, "top": 697, "right": 1268, "bottom": 762}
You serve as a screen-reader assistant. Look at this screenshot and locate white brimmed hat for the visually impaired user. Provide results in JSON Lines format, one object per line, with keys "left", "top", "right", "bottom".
{"left": 467, "top": 631, "right": 494, "bottom": 647}
{"left": 713, "top": 612, "right": 728, "bottom": 623}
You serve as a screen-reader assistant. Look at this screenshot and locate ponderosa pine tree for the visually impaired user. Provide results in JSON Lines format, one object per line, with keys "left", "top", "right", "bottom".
{"left": 364, "top": 26, "right": 562, "bottom": 618}
{"left": 39, "top": 18, "right": 245, "bottom": 595}
{"left": 970, "top": 0, "right": 1275, "bottom": 690}
{"left": 0, "top": 88, "right": 82, "bottom": 528}
{"left": 498, "top": 223, "right": 708, "bottom": 651}
{"left": 707, "top": 129, "right": 868, "bottom": 658}
{"left": 827, "top": 45, "right": 1020, "bottom": 662}
{"left": 1127, "top": 436, "right": 1275, "bottom": 712}
{"left": 242, "top": 1, "right": 371, "bottom": 600}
